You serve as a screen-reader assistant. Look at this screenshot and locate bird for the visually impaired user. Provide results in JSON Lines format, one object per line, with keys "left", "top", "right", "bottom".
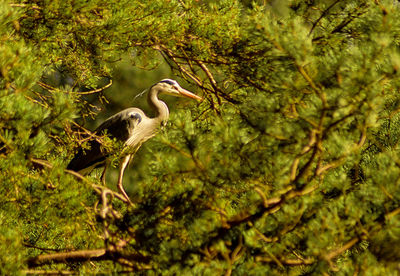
{"left": 67, "top": 79, "right": 202, "bottom": 203}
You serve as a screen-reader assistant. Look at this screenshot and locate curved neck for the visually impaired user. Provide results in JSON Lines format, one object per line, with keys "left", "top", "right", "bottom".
{"left": 147, "top": 86, "right": 169, "bottom": 125}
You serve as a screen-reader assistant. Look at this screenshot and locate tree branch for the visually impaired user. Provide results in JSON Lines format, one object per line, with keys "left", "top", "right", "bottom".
{"left": 323, "top": 236, "right": 361, "bottom": 262}
{"left": 256, "top": 255, "right": 314, "bottom": 266}
{"left": 27, "top": 249, "right": 107, "bottom": 267}
{"left": 24, "top": 270, "right": 76, "bottom": 275}
{"left": 27, "top": 248, "right": 151, "bottom": 268}
{"left": 37, "top": 80, "right": 112, "bottom": 95}
{"left": 308, "top": 0, "right": 342, "bottom": 36}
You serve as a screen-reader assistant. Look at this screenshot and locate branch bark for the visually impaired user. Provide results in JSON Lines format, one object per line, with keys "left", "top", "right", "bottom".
{"left": 27, "top": 249, "right": 107, "bottom": 267}
{"left": 27, "top": 248, "right": 150, "bottom": 268}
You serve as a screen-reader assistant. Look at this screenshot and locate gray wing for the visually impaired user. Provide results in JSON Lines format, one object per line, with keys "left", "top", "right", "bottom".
{"left": 67, "top": 108, "right": 143, "bottom": 174}
{"left": 95, "top": 108, "right": 143, "bottom": 141}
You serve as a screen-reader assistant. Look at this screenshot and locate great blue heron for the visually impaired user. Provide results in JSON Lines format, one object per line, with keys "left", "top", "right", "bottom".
{"left": 67, "top": 79, "right": 202, "bottom": 203}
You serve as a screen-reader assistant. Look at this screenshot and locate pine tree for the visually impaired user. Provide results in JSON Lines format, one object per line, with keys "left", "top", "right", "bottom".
{"left": 1, "top": 0, "right": 400, "bottom": 274}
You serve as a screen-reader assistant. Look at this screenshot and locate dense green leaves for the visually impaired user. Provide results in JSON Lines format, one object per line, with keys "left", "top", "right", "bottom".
{"left": 1, "top": 0, "right": 400, "bottom": 274}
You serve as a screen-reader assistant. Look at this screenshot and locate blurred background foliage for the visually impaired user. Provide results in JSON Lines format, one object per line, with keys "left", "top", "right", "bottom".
{"left": 1, "top": 0, "right": 400, "bottom": 274}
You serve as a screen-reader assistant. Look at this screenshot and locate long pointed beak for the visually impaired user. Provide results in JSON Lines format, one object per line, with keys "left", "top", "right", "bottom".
{"left": 178, "top": 87, "right": 203, "bottom": 101}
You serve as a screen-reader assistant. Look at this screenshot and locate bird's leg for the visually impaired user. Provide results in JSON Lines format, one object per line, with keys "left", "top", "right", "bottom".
{"left": 117, "top": 155, "right": 132, "bottom": 205}
{"left": 100, "top": 163, "right": 108, "bottom": 185}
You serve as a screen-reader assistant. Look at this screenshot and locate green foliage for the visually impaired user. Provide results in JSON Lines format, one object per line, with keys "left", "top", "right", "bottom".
{"left": 1, "top": 0, "right": 400, "bottom": 274}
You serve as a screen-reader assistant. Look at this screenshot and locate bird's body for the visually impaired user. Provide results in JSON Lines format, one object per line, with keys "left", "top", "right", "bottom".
{"left": 67, "top": 107, "right": 147, "bottom": 175}
{"left": 67, "top": 79, "right": 202, "bottom": 203}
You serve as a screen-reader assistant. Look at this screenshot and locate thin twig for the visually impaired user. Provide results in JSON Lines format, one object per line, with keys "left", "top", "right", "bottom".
{"left": 23, "top": 243, "right": 63, "bottom": 252}
{"left": 37, "top": 80, "right": 112, "bottom": 95}
{"left": 10, "top": 3, "right": 42, "bottom": 10}
{"left": 256, "top": 255, "right": 314, "bottom": 266}
{"left": 323, "top": 237, "right": 360, "bottom": 262}
{"left": 386, "top": 207, "right": 400, "bottom": 220}
{"left": 23, "top": 270, "right": 76, "bottom": 275}
{"left": 308, "top": 0, "right": 341, "bottom": 36}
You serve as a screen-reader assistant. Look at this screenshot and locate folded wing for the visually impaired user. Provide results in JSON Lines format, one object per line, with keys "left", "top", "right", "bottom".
{"left": 67, "top": 108, "right": 143, "bottom": 174}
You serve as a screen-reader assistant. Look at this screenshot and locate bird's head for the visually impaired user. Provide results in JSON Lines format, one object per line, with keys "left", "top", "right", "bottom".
{"left": 155, "top": 79, "right": 202, "bottom": 101}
